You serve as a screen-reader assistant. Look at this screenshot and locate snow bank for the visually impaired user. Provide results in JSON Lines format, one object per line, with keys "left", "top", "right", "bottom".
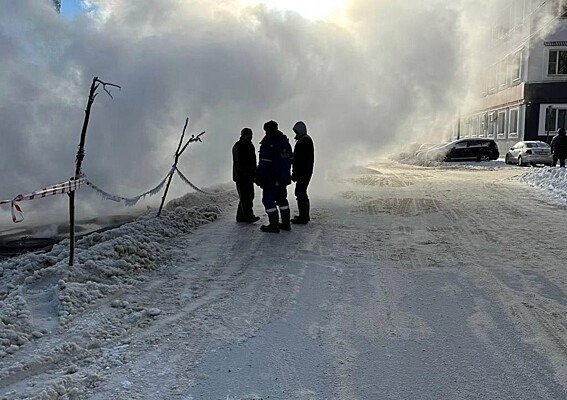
{"left": 519, "top": 167, "right": 567, "bottom": 205}
{"left": 0, "top": 185, "right": 237, "bottom": 363}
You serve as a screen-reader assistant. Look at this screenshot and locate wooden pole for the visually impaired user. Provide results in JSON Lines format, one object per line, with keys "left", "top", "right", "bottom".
{"left": 69, "top": 77, "right": 98, "bottom": 266}
{"left": 158, "top": 118, "right": 189, "bottom": 217}
{"left": 68, "top": 77, "right": 120, "bottom": 266}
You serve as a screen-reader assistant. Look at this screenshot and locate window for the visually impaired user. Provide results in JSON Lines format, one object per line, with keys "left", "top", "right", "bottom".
{"left": 509, "top": 108, "right": 519, "bottom": 138}
{"left": 559, "top": 109, "right": 567, "bottom": 129}
{"left": 499, "top": 60, "right": 507, "bottom": 87}
{"left": 488, "top": 112, "right": 497, "bottom": 138}
{"left": 548, "top": 50, "right": 567, "bottom": 75}
{"left": 479, "top": 113, "right": 487, "bottom": 138}
{"left": 511, "top": 51, "right": 522, "bottom": 82}
{"left": 489, "top": 65, "right": 497, "bottom": 92}
{"left": 497, "top": 111, "right": 506, "bottom": 138}
{"left": 511, "top": 2, "right": 524, "bottom": 32}
{"left": 455, "top": 141, "right": 468, "bottom": 149}
{"left": 545, "top": 108, "right": 557, "bottom": 131}
{"left": 467, "top": 140, "right": 488, "bottom": 148}
{"left": 472, "top": 115, "right": 479, "bottom": 138}
{"left": 552, "top": 0, "right": 567, "bottom": 17}
{"left": 541, "top": 106, "right": 567, "bottom": 136}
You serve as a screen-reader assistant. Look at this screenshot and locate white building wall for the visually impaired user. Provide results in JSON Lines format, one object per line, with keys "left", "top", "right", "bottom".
{"left": 527, "top": 24, "right": 567, "bottom": 83}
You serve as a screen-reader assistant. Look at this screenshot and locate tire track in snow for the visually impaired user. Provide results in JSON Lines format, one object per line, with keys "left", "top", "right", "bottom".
{"left": 83, "top": 215, "right": 308, "bottom": 399}
{"left": 428, "top": 170, "right": 567, "bottom": 393}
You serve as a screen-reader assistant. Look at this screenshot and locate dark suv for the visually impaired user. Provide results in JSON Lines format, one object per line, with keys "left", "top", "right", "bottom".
{"left": 416, "top": 138, "right": 499, "bottom": 162}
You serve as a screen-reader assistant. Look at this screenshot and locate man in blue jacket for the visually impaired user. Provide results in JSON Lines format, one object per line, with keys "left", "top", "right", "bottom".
{"left": 255, "top": 120, "right": 293, "bottom": 233}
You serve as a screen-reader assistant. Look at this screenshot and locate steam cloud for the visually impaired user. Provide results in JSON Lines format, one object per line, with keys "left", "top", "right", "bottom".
{"left": 1, "top": 0, "right": 481, "bottom": 225}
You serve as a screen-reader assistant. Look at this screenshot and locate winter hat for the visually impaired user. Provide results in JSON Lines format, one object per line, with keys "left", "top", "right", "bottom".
{"left": 263, "top": 120, "right": 278, "bottom": 132}
{"left": 241, "top": 128, "right": 253, "bottom": 137}
{"left": 558, "top": 127, "right": 566, "bottom": 136}
{"left": 292, "top": 121, "right": 307, "bottom": 139}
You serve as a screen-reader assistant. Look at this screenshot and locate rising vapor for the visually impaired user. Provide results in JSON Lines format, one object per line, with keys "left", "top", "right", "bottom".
{"left": 0, "top": 0, "right": 481, "bottom": 225}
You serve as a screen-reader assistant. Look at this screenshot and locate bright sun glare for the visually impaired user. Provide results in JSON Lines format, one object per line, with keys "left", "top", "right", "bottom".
{"left": 240, "top": 0, "right": 348, "bottom": 20}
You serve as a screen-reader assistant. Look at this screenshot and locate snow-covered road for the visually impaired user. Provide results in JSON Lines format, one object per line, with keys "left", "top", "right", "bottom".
{"left": 2, "top": 162, "right": 567, "bottom": 399}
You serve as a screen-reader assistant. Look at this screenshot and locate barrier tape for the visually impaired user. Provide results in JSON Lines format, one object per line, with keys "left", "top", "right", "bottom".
{"left": 174, "top": 167, "right": 231, "bottom": 196}
{"left": 174, "top": 167, "right": 215, "bottom": 195}
{"left": 0, "top": 176, "right": 85, "bottom": 223}
{"left": 85, "top": 166, "right": 175, "bottom": 207}
{"left": 1, "top": 166, "right": 230, "bottom": 223}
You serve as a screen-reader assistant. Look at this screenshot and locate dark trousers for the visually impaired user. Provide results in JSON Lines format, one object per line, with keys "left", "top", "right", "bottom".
{"left": 294, "top": 178, "right": 310, "bottom": 202}
{"left": 262, "top": 185, "right": 289, "bottom": 212}
{"left": 236, "top": 181, "right": 255, "bottom": 221}
{"left": 553, "top": 155, "right": 566, "bottom": 168}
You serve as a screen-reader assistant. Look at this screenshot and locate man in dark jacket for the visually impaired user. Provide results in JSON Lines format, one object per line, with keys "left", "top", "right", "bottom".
{"left": 551, "top": 127, "right": 567, "bottom": 167}
{"left": 291, "top": 121, "right": 314, "bottom": 224}
{"left": 232, "top": 128, "right": 260, "bottom": 223}
{"left": 255, "top": 120, "right": 293, "bottom": 233}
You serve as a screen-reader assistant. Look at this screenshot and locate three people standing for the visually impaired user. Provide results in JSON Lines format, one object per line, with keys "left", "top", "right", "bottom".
{"left": 233, "top": 120, "right": 314, "bottom": 232}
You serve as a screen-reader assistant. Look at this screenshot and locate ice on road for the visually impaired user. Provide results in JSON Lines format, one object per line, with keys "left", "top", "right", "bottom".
{"left": 2, "top": 162, "right": 567, "bottom": 399}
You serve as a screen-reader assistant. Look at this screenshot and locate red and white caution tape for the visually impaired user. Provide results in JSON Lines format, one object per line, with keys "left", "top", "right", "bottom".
{"left": 0, "top": 176, "right": 85, "bottom": 223}
{"left": 1, "top": 165, "right": 228, "bottom": 224}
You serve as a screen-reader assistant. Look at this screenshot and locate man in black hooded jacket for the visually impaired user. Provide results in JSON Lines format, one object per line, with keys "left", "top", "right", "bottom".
{"left": 551, "top": 127, "right": 567, "bottom": 168}
{"left": 291, "top": 121, "right": 314, "bottom": 224}
{"left": 232, "top": 128, "right": 260, "bottom": 223}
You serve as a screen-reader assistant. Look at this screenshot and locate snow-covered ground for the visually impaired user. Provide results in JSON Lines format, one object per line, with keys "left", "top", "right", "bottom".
{"left": 1, "top": 163, "right": 567, "bottom": 399}
{"left": 519, "top": 166, "right": 567, "bottom": 205}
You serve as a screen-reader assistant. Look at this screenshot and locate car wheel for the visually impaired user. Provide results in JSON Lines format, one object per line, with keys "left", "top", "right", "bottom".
{"left": 517, "top": 156, "right": 523, "bottom": 166}
{"left": 478, "top": 154, "right": 491, "bottom": 162}
{"left": 505, "top": 154, "right": 510, "bottom": 164}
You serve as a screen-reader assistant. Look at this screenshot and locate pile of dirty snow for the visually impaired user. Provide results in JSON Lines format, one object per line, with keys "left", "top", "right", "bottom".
{"left": 519, "top": 167, "right": 567, "bottom": 205}
{"left": 0, "top": 185, "right": 236, "bottom": 367}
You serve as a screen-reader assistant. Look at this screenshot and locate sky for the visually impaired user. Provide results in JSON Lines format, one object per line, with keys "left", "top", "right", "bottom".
{"left": 0, "top": 0, "right": 498, "bottom": 226}
{"left": 60, "top": 0, "right": 85, "bottom": 16}
{"left": 61, "top": 0, "right": 349, "bottom": 20}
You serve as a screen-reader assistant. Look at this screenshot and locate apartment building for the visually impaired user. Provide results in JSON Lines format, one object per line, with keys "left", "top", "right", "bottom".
{"left": 458, "top": 0, "right": 567, "bottom": 147}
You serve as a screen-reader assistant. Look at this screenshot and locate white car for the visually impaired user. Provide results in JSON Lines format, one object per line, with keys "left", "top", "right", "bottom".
{"left": 504, "top": 141, "right": 553, "bottom": 166}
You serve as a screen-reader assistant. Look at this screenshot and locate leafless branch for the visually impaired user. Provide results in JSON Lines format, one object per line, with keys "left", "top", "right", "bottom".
{"left": 95, "top": 78, "right": 121, "bottom": 99}
{"left": 179, "top": 131, "right": 206, "bottom": 156}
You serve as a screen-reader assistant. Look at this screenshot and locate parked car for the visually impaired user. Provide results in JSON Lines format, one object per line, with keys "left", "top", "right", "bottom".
{"left": 504, "top": 141, "right": 553, "bottom": 166}
{"left": 415, "top": 138, "right": 499, "bottom": 162}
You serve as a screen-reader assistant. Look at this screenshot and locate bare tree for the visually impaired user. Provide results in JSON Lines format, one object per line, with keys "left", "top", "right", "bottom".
{"left": 69, "top": 77, "right": 120, "bottom": 266}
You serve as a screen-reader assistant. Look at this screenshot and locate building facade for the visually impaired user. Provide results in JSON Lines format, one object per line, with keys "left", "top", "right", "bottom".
{"left": 458, "top": 0, "right": 567, "bottom": 148}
